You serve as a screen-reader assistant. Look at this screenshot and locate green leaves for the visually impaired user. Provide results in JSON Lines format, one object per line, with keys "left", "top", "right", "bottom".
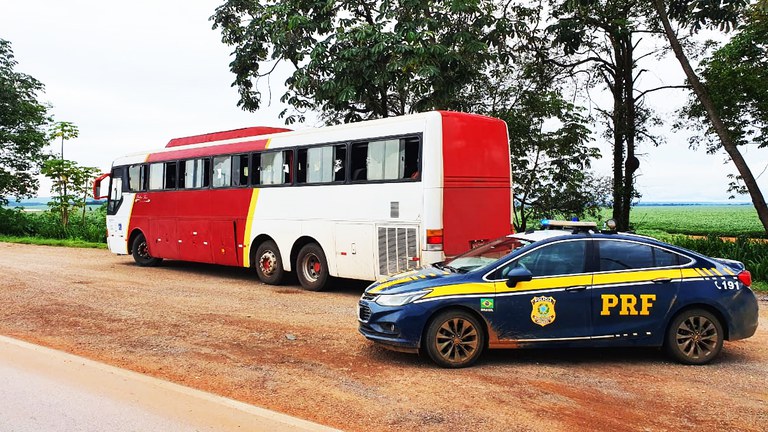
{"left": 0, "top": 39, "right": 51, "bottom": 205}
{"left": 211, "top": 0, "right": 499, "bottom": 121}
{"left": 678, "top": 6, "right": 768, "bottom": 155}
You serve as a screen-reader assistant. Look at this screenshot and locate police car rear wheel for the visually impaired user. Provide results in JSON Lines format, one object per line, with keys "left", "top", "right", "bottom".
{"left": 425, "top": 310, "right": 485, "bottom": 368}
{"left": 665, "top": 308, "right": 723, "bottom": 365}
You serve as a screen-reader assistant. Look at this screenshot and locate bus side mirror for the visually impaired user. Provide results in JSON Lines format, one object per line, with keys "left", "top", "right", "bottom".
{"left": 506, "top": 266, "right": 533, "bottom": 287}
{"left": 93, "top": 173, "right": 110, "bottom": 200}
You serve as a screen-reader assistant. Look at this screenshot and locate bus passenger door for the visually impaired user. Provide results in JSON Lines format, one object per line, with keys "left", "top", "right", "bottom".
{"left": 210, "top": 220, "right": 239, "bottom": 266}
{"left": 335, "top": 223, "right": 376, "bottom": 280}
{"left": 149, "top": 219, "right": 178, "bottom": 259}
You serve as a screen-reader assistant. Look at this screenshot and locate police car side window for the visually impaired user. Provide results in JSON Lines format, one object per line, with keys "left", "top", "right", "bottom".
{"left": 599, "top": 241, "right": 654, "bottom": 271}
{"left": 509, "top": 241, "right": 587, "bottom": 278}
{"left": 653, "top": 247, "right": 681, "bottom": 267}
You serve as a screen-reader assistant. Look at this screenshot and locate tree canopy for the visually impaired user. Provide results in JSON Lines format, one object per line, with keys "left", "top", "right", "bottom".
{"left": 211, "top": 0, "right": 508, "bottom": 123}
{"left": 0, "top": 39, "right": 51, "bottom": 204}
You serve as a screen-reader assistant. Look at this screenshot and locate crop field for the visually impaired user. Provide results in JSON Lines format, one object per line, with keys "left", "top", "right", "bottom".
{"left": 626, "top": 205, "right": 763, "bottom": 238}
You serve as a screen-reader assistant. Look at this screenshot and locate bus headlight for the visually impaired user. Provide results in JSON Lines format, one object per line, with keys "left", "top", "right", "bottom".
{"left": 374, "top": 290, "right": 431, "bottom": 307}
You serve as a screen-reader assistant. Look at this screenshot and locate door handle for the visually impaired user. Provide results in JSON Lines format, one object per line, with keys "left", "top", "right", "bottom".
{"left": 653, "top": 278, "right": 672, "bottom": 284}
{"left": 565, "top": 285, "right": 587, "bottom": 292}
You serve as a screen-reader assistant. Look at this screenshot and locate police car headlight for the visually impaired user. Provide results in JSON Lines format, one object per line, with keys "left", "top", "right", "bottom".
{"left": 374, "top": 290, "right": 431, "bottom": 307}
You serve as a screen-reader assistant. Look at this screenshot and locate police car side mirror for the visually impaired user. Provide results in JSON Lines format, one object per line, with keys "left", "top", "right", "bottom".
{"left": 505, "top": 267, "right": 533, "bottom": 287}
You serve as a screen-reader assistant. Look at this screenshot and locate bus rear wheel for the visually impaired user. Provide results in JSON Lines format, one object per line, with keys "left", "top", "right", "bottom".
{"left": 254, "top": 240, "right": 284, "bottom": 285}
{"left": 296, "top": 243, "right": 329, "bottom": 291}
{"left": 132, "top": 233, "right": 162, "bottom": 267}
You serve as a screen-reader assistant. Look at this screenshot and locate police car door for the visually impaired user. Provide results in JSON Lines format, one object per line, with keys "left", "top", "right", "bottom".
{"left": 490, "top": 239, "right": 593, "bottom": 342}
{"left": 591, "top": 239, "right": 682, "bottom": 342}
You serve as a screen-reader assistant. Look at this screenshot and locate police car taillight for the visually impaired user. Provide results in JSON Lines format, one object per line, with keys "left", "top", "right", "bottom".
{"left": 738, "top": 270, "right": 752, "bottom": 287}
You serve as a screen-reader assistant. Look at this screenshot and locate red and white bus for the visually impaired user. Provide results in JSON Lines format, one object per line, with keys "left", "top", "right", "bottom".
{"left": 94, "top": 111, "right": 513, "bottom": 291}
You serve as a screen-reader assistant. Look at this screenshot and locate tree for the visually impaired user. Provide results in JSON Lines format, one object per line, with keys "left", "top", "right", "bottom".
{"left": 677, "top": 6, "right": 768, "bottom": 199}
{"left": 211, "top": 0, "right": 503, "bottom": 123}
{"left": 651, "top": 0, "right": 768, "bottom": 233}
{"left": 49, "top": 121, "right": 79, "bottom": 160}
{"left": 0, "top": 39, "right": 51, "bottom": 205}
{"left": 547, "top": 0, "right": 678, "bottom": 231}
{"left": 505, "top": 91, "right": 608, "bottom": 230}
{"left": 41, "top": 159, "right": 99, "bottom": 228}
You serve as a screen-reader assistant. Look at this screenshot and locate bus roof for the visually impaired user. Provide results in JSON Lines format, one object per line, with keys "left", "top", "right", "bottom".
{"left": 112, "top": 111, "right": 506, "bottom": 166}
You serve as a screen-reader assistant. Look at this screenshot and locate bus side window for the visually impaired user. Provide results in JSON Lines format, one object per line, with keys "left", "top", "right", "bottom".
{"left": 212, "top": 156, "right": 232, "bottom": 188}
{"left": 283, "top": 150, "right": 293, "bottom": 184}
{"left": 297, "top": 145, "right": 343, "bottom": 184}
{"left": 351, "top": 138, "right": 416, "bottom": 181}
{"left": 350, "top": 143, "right": 368, "bottom": 181}
{"left": 180, "top": 159, "right": 206, "bottom": 189}
{"left": 232, "top": 154, "right": 249, "bottom": 187}
{"left": 108, "top": 167, "right": 124, "bottom": 215}
{"left": 164, "top": 161, "right": 178, "bottom": 189}
{"left": 258, "top": 150, "right": 292, "bottom": 185}
{"left": 128, "top": 164, "right": 144, "bottom": 191}
{"left": 402, "top": 137, "right": 420, "bottom": 180}
{"left": 148, "top": 163, "right": 164, "bottom": 190}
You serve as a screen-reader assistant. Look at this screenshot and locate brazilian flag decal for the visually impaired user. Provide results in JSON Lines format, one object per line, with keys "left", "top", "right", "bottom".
{"left": 480, "top": 298, "right": 494, "bottom": 312}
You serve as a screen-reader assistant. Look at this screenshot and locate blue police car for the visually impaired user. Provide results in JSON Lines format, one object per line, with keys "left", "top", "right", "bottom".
{"left": 358, "top": 223, "right": 759, "bottom": 367}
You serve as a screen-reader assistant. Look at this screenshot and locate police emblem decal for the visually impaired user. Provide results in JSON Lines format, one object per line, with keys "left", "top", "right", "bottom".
{"left": 480, "top": 298, "right": 494, "bottom": 312}
{"left": 530, "top": 296, "right": 556, "bottom": 326}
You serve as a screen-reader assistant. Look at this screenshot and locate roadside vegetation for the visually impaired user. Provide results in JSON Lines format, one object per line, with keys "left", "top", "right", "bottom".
{"left": 0, "top": 206, "right": 106, "bottom": 245}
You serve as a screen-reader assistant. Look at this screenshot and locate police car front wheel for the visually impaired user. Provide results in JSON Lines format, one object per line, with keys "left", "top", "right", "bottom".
{"left": 424, "top": 310, "right": 486, "bottom": 368}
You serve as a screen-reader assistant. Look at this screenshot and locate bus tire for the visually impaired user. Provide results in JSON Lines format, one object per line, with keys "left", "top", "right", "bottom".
{"left": 254, "top": 240, "right": 284, "bottom": 285}
{"left": 132, "top": 233, "right": 162, "bottom": 267}
{"left": 296, "top": 243, "right": 329, "bottom": 291}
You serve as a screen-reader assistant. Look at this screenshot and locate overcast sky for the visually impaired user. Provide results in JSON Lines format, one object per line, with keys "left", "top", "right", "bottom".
{"left": 2, "top": 0, "right": 765, "bottom": 203}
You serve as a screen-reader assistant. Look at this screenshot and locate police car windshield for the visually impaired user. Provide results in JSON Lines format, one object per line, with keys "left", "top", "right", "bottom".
{"left": 443, "top": 237, "right": 532, "bottom": 272}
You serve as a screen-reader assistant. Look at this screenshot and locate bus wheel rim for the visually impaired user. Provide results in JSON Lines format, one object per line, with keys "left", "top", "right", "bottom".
{"left": 259, "top": 251, "right": 277, "bottom": 276}
{"left": 138, "top": 241, "right": 150, "bottom": 259}
{"left": 303, "top": 254, "right": 320, "bottom": 282}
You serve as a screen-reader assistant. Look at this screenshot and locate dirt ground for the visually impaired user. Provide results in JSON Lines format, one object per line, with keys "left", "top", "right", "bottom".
{"left": 0, "top": 242, "right": 766, "bottom": 431}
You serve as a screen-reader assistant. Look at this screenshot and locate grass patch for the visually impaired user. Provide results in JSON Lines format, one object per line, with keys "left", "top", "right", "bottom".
{"left": 628, "top": 205, "right": 764, "bottom": 238}
{"left": 751, "top": 280, "right": 768, "bottom": 293}
{"left": 0, "top": 235, "right": 107, "bottom": 249}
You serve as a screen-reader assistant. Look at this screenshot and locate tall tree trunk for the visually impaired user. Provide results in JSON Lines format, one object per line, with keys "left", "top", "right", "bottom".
{"left": 653, "top": 0, "right": 768, "bottom": 234}
{"left": 620, "top": 33, "right": 637, "bottom": 232}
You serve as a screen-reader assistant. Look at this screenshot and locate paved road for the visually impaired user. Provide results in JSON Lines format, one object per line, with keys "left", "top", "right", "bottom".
{"left": 0, "top": 336, "right": 337, "bottom": 432}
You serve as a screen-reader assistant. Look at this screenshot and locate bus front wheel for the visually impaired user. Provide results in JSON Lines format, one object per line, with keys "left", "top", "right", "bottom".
{"left": 296, "top": 243, "right": 329, "bottom": 291}
{"left": 132, "top": 233, "right": 162, "bottom": 267}
{"left": 254, "top": 240, "right": 284, "bottom": 285}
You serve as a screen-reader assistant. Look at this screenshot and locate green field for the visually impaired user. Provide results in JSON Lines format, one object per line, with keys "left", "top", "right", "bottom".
{"left": 625, "top": 205, "right": 763, "bottom": 238}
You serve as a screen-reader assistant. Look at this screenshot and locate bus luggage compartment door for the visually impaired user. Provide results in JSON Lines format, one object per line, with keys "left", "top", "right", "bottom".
{"left": 334, "top": 223, "right": 376, "bottom": 280}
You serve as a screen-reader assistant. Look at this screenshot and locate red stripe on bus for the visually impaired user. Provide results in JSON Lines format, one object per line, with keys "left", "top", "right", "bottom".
{"left": 147, "top": 139, "right": 271, "bottom": 162}
{"left": 166, "top": 127, "right": 290, "bottom": 148}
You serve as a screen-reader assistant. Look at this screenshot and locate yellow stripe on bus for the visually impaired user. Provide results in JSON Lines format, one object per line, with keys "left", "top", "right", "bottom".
{"left": 242, "top": 188, "right": 261, "bottom": 267}
{"left": 241, "top": 139, "right": 271, "bottom": 267}
{"left": 723, "top": 267, "right": 736, "bottom": 276}
{"left": 711, "top": 268, "right": 723, "bottom": 276}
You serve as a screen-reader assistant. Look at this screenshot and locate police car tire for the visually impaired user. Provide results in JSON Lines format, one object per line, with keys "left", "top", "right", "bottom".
{"left": 664, "top": 308, "right": 724, "bottom": 365}
{"left": 132, "top": 233, "right": 163, "bottom": 267}
{"left": 254, "top": 240, "right": 284, "bottom": 285}
{"left": 296, "top": 243, "right": 329, "bottom": 292}
{"left": 424, "top": 310, "right": 486, "bottom": 368}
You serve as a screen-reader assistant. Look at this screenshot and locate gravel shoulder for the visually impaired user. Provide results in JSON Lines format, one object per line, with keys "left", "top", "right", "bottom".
{"left": 0, "top": 242, "right": 766, "bottom": 431}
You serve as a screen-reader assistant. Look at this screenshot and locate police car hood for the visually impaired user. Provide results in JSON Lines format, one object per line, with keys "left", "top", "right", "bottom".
{"left": 365, "top": 265, "right": 464, "bottom": 295}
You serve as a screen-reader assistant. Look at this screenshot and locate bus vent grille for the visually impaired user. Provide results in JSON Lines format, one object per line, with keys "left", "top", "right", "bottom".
{"left": 378, "top": 226, "right": 419, "bottom": 275}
